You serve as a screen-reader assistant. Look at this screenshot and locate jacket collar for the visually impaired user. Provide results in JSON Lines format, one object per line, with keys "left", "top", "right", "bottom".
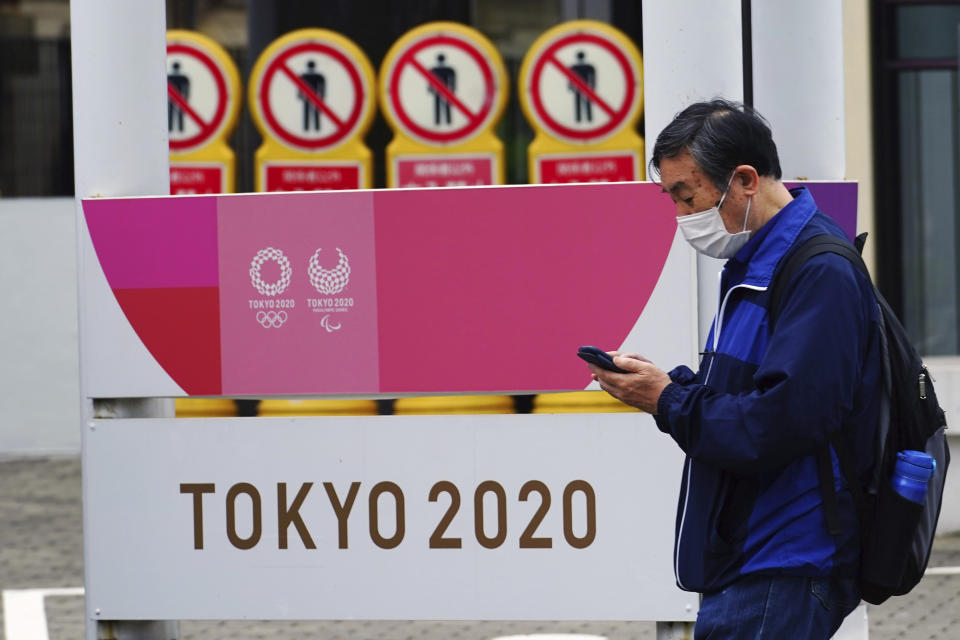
{"left": 726, "top": 186, "right": 817, "bottom": 288}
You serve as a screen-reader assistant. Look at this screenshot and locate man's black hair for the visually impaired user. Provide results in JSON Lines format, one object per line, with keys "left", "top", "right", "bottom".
{"left": 649, "top": 99, "right": 782, "bottom": 191}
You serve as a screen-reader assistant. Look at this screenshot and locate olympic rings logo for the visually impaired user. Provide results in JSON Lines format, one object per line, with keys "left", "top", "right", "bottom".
{"left": 308, "top": 247, "right": 351, "bottom": 295}
{"left": 250, "top": 248, "right": 292, "bottom": 296}
{"left": 256, "top": 310, "right": 288, "bottom": 328}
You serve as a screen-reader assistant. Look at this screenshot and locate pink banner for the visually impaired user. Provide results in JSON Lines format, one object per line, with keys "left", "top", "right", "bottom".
{"left": 81, "top": 183, "right": 695, "bottom": 395}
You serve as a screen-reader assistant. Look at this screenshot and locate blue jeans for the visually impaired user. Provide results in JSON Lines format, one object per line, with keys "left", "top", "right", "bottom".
{"left": 694, "top": 574, "right": 860, "bottom": 639}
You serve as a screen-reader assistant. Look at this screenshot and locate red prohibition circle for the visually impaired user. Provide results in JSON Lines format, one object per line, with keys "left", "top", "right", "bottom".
{"left": 258, "top": 41, "right": 366, "bottom": 151}
{"left": 529, "top": 32, "right": 638, "bottom": 142}
{"left": 167, "top": 43, "right": 229, "bottom": 152}
{"left": 388, "top": 35, "right": 497, "bottom": 145}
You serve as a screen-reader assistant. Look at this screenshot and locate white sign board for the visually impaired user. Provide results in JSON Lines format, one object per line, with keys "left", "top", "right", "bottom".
{"left": 84, "top": 413, "right": 696, "bottom": 621}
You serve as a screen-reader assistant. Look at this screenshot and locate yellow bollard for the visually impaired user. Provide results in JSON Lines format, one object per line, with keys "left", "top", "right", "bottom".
{"left": 532, "top": 390, "right": 636, "bottom": 413}
{"left": 257, "top": 399, "right": 378, "bottom": 417}
{"left": 174, "top": 398, "right": 238, "bottom": 417}
{"left": 394, "top": 395, "right": 515, "bottom": 415}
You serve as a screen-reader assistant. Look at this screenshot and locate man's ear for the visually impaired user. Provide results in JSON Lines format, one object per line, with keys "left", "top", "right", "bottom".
{"left": 734, "top": 164, "right": 760, "bottom": 195}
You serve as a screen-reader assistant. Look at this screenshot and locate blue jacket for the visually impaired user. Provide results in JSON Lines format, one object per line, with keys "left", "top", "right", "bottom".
{"left": 654, "top": 187, "right": 882, "bottom": 593}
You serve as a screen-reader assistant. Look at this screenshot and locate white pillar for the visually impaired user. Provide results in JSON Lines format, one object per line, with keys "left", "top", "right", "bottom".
{"left": 642, "top": 0, "right": 744, "bottom": 350}
{"left": 751, "top": 0, "right": 846, "bottom": 180}
{"left": 70, "top": 1, "right": 175, "bottom": 638}
{"left": 71, "top": 1, "right": 170, "bottom": 198}
{"left": 641, "top": 0, "right": 744, "bottom": 151}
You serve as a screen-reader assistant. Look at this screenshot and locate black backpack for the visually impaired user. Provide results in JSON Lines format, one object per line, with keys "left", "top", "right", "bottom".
{"left": 770, "top": 232, "right": 949, "bottom": 605}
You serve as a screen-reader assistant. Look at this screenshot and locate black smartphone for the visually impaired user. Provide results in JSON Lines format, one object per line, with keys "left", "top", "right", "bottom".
{"left": 577, "top": 345, "right": 631, "bottom": 374}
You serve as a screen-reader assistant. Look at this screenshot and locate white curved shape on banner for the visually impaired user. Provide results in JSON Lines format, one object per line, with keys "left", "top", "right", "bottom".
{"left": 585, "top": 229, "right": 698, "bottom": 390}
{"left": 79, "top": 216, "right": 184, "bottom": 398}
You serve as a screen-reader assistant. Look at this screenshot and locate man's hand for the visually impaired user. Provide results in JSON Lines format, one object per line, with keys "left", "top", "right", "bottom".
{"left": 586, "top": 352, "right": 671, "bottom": 414}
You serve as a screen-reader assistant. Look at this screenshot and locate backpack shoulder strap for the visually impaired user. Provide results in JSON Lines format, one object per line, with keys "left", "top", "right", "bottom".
{"left": 768, "top": 231, "right": 871, "bottom": 538}
{"left": 769, "top": 232, "right": 870, "bottom": 330}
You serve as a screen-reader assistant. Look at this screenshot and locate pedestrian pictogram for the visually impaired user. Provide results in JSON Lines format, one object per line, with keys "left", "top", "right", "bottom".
{"left": 520, "top": 22, "right": 643, "bottom": 145}
{"left": 298, "top": 60, "right": 327, "bottom": 132}
{"left": 520, "top": 21, "right": 644, "bottom": 184}
{"left": 380, "top": 23, "right": 507, "bottom": 187}
{"left": 569, "top": 51, "right": 596, "bottom": 123}
{"left": 167, "top": 61, "right": 190, "bottom": 133}
{"left": 166, "top": 30, "right": 242, "bottom": 195}
{"left": 249, "top": 29, "right": 376, "bottom": 192}
{"left": 428, "top": 53, "right": 456, "bottom": 125}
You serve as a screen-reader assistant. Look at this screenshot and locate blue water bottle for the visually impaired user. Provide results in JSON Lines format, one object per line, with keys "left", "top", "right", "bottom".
{"left": 891, "top": 450, "right": 936, "bottom": 504}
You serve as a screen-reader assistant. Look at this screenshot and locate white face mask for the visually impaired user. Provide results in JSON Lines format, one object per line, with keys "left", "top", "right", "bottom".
{"left": 676, "top": 175, "right": 752, "bottom": 259}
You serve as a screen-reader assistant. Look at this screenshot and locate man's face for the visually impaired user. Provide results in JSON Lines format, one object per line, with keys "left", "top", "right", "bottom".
{"left": 658, "top": 150, "right": 744, "bottom": 234}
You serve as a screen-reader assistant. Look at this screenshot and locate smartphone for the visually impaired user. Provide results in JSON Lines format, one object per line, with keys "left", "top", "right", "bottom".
{"left": 577, "top": 345, "right": 631, "bottom": 374}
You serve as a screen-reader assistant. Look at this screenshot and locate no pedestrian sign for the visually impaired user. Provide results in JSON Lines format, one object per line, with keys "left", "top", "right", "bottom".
{"left": 521, "top": 23, "right": 643, "bottom": 145}
{"left": 380, "top": 23, "right": 507, "bottom": 147}
{"left": 250, "top": 31, "right": 375, "bottom": 153}
{"left": 166, "top": 31, "right": 241, "bottom": 153}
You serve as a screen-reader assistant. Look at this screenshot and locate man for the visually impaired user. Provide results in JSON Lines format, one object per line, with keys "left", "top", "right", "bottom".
{"left": 585, "top": 99, "right": 881, "bottom": 639}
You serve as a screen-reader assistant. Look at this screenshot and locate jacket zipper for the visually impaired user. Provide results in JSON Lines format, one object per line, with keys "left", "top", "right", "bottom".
{"left": 673, "top": 280, "right": 767, "bottom": 589}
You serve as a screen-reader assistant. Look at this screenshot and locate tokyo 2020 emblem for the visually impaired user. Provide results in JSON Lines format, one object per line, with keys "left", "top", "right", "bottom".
{"left": 250, "top": 247, "right": 293, "bottom": 296}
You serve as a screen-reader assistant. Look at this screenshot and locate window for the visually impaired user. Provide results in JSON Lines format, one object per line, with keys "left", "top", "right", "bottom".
{"left": 875, "top": 1, "right": 960, "bottom": 355}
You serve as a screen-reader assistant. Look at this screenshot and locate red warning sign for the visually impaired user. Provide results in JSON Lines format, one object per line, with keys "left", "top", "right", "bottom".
{"left": 526, "top": 32, "right": 641, "bottom": 144}
{"left": 167, "top": 43, "right": 232, "bottom": 152}
{"left": 536, "top": 153, "right": 637, "bottom": 184}
{"left": 170, "top": 164, "right": 225, "bottom": 194}
{"left": 394, "top": 155, "right": 494, "bottom": 188}
{"left": 254, "top": 41, "right": 369, "bottom": 151}
{"left": 263, "top": 161, "right": 362, "bottom": 191}
{"left": 383, "top": 34, "right": 502, "bottom": 146}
